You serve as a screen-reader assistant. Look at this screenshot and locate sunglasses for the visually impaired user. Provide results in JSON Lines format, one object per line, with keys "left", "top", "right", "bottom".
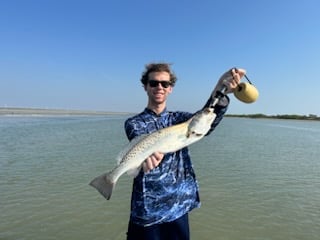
{"left": 148, "top": 80, "right": 171, "bottom": 88}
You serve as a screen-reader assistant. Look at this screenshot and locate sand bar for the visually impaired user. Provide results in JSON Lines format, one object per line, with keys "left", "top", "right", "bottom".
{"left": 0, "top": 107, "right": 130, "bottom": 116}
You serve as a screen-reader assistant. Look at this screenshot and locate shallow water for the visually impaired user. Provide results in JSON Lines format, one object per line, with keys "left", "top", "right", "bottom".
{"left": 0, "top": 116, "right": 319, "bottom": 240}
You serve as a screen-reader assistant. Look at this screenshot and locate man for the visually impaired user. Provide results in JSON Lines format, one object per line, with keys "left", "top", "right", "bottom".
{"left": 125, "top": 63, "right": 244, "bottom": 240}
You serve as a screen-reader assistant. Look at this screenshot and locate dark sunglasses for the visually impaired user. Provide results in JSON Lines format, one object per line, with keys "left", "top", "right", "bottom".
{"left": 148, "top": 80, "right": 171, "bottom": 88}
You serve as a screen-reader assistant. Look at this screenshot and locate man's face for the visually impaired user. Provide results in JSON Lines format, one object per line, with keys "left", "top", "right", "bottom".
{"left": 145, "top": 71, "right": 172, "bottom": 105}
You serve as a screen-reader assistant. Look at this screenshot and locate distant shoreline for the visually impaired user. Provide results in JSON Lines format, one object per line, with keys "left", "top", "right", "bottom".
{"left": 1, "top": 108, "right": 319, "bottom": 121}
{"left": 0, "top": 107, "right": 132, "bottom": 116}
{"left": 226, "top": 113, "right": 320, "bottom": 121}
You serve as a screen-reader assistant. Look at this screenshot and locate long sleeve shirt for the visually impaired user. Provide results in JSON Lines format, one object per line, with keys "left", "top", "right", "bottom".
{"left": 124, "top": 96, "right": 229, "bottom": 226}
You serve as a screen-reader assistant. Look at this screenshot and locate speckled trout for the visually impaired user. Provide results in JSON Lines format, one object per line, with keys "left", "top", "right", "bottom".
{"left": 89, "top": 107, "right": 216, "bottom": 200}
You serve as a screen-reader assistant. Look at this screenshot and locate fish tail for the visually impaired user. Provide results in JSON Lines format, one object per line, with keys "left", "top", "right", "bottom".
{"left": 89, "top": 173, "right": 115, "bottom": 200}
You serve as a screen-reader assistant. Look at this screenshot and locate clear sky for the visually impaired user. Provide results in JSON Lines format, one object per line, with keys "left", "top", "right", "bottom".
{"left": 1, "top": 0, "right": 319, "bottom": 115}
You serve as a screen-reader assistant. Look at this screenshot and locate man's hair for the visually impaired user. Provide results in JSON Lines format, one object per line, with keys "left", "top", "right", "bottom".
{"left": 140, "top": 63, "right": 177, "bottom": 87}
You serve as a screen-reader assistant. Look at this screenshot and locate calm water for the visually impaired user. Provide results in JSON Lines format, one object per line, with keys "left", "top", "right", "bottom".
{"left": 0, "top": 115, "right": 319, "bottom": 240}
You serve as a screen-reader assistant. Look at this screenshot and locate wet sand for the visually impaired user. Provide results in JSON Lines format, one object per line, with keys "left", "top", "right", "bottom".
{"left": 0, "top": 107, "right": 129, "bottom": 116}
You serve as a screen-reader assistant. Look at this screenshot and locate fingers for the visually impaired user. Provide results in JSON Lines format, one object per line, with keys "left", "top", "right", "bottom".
{"left": 143, "top": 156, "right": 158, "bottom": 173}
{"left": 153, "top": 152, "right": 164, "bottom": 160}
{"left": 233, "top": 68, "right": 246, "bottom": 78}
{"left": 143, "top": 152, "right": 164, "bottom": 173}
{"left": 230, "top": 68, "right": 241, "bottom": 87}
{"left": 223, "top": 68, "right": 246, "bottom": 94}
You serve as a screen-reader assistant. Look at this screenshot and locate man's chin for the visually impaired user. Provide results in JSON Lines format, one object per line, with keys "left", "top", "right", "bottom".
{"left": 153, "top": 95, "right": 165, "bottom": 101}
{"left": 153, "top": 98, "right": 166, "bottom": 104}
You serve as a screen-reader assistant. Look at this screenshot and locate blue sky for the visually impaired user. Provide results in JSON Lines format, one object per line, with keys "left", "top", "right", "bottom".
{"left": 1, "top": 0, "right": 319, "bottom": 115}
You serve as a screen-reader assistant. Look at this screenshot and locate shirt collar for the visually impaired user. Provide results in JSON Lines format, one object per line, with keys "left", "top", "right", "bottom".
{"left": 144, "top": 107, "right": 168, "bottom": 117}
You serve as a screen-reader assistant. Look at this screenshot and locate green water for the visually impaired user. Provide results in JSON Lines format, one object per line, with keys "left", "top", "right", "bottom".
{"left": 1, "top": 116, "right": 319, "bottom": 240}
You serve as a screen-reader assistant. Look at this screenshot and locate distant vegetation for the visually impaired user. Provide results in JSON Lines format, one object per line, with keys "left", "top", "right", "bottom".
{"left": 1, "top": 107, "right": 319, "bottom": 121}
{"left": 226, "top": 113, "right": 320, "bottom": 121}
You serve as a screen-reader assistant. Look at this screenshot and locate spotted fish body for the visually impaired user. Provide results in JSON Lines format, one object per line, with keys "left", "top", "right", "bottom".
{"left": 89, "top": 107, "right": 216, "bottom": 200}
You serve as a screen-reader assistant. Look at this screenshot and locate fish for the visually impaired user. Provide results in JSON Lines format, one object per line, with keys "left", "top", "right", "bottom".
{"left": 89, "top": 107, "right": 216, "bottom": 200}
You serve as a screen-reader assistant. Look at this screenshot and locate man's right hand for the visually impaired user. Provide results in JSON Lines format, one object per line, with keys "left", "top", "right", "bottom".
{"left": 143, "top": 152, "right": 164, "bottom": 172}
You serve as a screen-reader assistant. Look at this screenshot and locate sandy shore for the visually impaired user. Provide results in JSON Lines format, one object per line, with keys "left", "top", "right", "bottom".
{"left": 0, "top": 107, "right": 130, "bottom": 116}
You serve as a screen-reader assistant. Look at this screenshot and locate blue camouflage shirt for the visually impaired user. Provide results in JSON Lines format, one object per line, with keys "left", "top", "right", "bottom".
{"left": 124, "top": 98, "right": 228, "bottom": 226}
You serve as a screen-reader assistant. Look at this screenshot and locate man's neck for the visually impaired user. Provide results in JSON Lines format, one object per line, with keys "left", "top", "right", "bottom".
{"left": 147, "top": 102, "right": 166, "bottom": 115}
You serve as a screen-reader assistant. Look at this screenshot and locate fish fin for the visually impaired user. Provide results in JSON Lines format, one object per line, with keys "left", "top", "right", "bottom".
{"left": 126, "top": 166, "right": 141, "bottom": 177}
{"left": 117, "top": 134, "right": 148, "bottom": 164}
{"left": 89, "top": 173, "right": 115, "bottom": 200}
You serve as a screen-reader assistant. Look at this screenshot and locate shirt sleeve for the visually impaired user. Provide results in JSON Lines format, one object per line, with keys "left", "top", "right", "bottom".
{"left": 124, "top": 118, "right": 139, "bottom": 141}
{"left": 202, "top": 94, "right": 230, "bottom": 136}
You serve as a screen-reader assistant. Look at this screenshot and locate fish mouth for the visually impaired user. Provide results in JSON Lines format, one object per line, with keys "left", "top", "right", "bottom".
{"left": 204, "top": 108, "right": 214, "bottom": 114}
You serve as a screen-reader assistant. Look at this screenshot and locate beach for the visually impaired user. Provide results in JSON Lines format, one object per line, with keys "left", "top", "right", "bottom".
{"left": 0, "top": 107, "right": 129, "bottom": 116}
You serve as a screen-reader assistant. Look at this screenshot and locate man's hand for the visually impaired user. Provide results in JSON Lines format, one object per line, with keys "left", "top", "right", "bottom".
{"left": 215, "top": 68, "right": 246, "bottom": 94}
{"left": 143, "top": 152, "right": 164, "bottom": 172}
